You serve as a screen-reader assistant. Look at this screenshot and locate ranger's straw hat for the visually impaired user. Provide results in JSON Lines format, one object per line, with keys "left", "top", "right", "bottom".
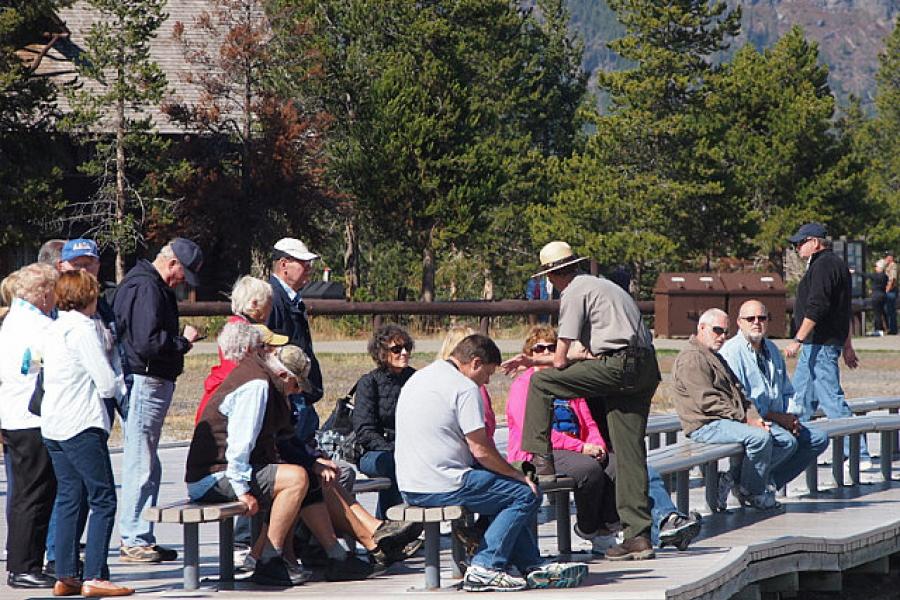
{"left": 532, "top": 241, "right": 588, "bottom": 278}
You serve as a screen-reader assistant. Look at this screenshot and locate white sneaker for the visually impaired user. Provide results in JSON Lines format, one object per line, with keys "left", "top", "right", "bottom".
{"left": 463, "top": 565, "right": 527, "bottom": 592}
{"left": 525, "top": 562, "right": 588, "bottom": 589}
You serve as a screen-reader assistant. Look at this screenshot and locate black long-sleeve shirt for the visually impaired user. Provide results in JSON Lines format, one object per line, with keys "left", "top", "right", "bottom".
{"left": 793, "top": 248, "right": 851, "bottom": 346}
{"left": 352, "top": 366, "right": 415, "bottom": 453}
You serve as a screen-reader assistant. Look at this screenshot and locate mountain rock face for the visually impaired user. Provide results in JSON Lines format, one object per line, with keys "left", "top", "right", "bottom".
{"left": 567, "top": 0, "right": 898, "bottom": 107}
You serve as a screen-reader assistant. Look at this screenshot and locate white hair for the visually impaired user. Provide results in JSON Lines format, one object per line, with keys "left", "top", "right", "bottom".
{"left": 13, "top": 262, "right": 58, "bottom": 306}
{"left": 157, "top": 242, "right": 176, "bottom": 260}
{"left": 230, "top": 275, "right": 272, "bottom": 318}
{"left": 876, "top": 259, "right": 886, "bottom": 270}
{"left": 697, "top": 308, "right": 728, "bottom": 330}
{"left": 217, "top": 320, "right": 263, "bottom": 362}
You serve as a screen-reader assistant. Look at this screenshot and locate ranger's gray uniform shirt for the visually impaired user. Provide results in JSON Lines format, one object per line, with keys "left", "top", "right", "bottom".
{"left": 558, "top": 274, "right": 651, "bottom": 354}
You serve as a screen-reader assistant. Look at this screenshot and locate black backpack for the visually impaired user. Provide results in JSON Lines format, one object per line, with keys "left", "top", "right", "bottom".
{"left": 316, "top": 383, "right": 360, "bottom": 464}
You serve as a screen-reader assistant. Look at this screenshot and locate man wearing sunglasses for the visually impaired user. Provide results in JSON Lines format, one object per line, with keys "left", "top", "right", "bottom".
{"left": 672, "top": 309, "right": 781, "bottom": 510}
{"left": 784, "top": 223, "right": 869, "bottom": 467}
{"left": 720, "top": 300, "right": 828, "bottom": 496}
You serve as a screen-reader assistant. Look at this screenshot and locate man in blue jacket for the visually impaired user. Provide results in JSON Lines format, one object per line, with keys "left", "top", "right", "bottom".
{"left": 267, "top": 238, "right": 325, "bottom": 481}
{"left": 113, "top": 238, "right": 203, "bottom": 562}
{"left": 721, "top": 299, "right": 828, "bottom": 494}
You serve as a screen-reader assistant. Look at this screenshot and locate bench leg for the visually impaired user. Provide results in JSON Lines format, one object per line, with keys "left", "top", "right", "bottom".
{"left": 553, "top": 491, "right": 571, "bottom": 555}
{"left": 219, "top": 517, "right": 234, "bottom": 582}
{"left": 424, "top": 522, "right": 441, "bottom": 590}
{"left": 832, "top": 436, "right": 844, "bottom": 487}
{"left": 881, "top": 431, "right": 893, "bottom": 482}
{"left": 184, "top": 522, "right": 200, "bottom": 591}
{"left": 806, "top": 461, "right": 818, "bottom": 494}
{"left": 665, "top": 431, "right": 677, "bottom": 447}
{"left": 450, "top": 531, "right": 465, "bottom": 579}
{"left": 849, "top": 434, "right": 861, "bottom": 485}
{"left": 704, "top": 462, "right": 718, "bottom": 513}
{"left": 676, "top": 470, "right": 690, "bottom": 515}
{"left": 648, "top": 433, "right": 660, "bottom": 451}
{"left": 892, "top": 408, "right": 900, "bottom": 456}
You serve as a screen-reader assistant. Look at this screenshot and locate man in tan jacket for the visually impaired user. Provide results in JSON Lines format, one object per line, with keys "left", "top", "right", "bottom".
{"left": 672, "top": 309, "right": 781, "bottom": 511}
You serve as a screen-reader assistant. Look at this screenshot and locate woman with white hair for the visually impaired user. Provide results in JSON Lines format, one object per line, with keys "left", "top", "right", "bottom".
{"left": 0, "top": 262, "right": 59, "bottom": 589}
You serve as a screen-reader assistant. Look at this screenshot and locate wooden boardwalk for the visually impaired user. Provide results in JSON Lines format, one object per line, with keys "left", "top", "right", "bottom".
{"left": 3, "top": 435, "right": 900, "bottom": 599}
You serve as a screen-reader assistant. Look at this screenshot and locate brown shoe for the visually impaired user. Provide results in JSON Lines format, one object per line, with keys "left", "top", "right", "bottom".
{"left": 605, "top": 535, "right": 655, "bottom": 561}
{"left": 531, "top": 453, "right": 557, "bottom": 482}
{"left": 81, "top": 580, "right": 134, "bottom": 597}
{"left": 53, "top": 578, "right": 82, "bottom": 596}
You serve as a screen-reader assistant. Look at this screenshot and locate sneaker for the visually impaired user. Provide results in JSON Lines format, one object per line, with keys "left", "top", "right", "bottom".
{"left": 151, "top": 545, "right": 178, "bottom": 561}
{"left": 284, "top": 559, "right": 311, "bottom": 585}
{"left": 373, "top": 520, "right": 423, "bottom": 553}
{"left": 324, "top": 555, "right": 374, "bottom": 581}
{"left": 590, "top": 534, "right": 617, "bottom": 555}
{"left": 606, "top": 535, "right": 656, "bottom": 561}
{"left": 235, "top": 553, "right": 256, "bottom": 575}
{"left": 372, "top": 538, "right": 424, "bottom": 569}
{"left": 735, "top": 487, "right": 781, "bottom": 510}
{"left": 250, "top": 556, "right": 294, "bottom": 587}
{"left": 525, "top": 562, "right": 588, "bottom": 589}
{"left": 233, "top": 544, "right": 251, "bottom": 568}
{"left": 462, "top": 565, "right": 527, "bottom": 592}
{"left": 658, "top": 512, "right": 702, "bottom": 550}
{"left": 119, "top": 545, "right": 161, "bottom": 563}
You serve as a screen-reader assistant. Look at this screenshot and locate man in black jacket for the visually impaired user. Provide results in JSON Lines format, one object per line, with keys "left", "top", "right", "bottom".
{"left": 113, "top": 238, "right": 203, "bottom": 562}
{"left": 267, "top": 237, "right": 324, "bottom": 459}
{"left": 783, "top": 223, "right": 869, "bottom": 465}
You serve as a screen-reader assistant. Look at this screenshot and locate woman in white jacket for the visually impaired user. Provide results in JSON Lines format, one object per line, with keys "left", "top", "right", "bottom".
{"left": 41, "top": 270, "right": 132, "bottom": 598}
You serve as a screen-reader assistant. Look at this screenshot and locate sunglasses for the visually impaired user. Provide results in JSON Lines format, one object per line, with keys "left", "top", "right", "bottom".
{"left": 740, "top": 315, "right": 768, "bottom": 323}
{"left": 531, "top": 343, "right": 557, "bottom": 354}
{"left": 711, "top": 326, "right": 728, "bottom": 336}
{"left": 793, "top": 237, "right": 813, "bottom": 250}
{"left": 388, "top": 344, "right": 412, "bottom": 355}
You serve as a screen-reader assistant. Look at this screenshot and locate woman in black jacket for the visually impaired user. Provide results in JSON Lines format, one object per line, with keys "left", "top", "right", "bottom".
{"left": 353, "top": 324, "right": 415, "bottom": 518}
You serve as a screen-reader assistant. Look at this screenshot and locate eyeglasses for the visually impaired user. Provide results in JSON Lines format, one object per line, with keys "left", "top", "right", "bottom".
{"left": 740, "top": 315, "right": 768, "bottom": 323}
{"left": 711, "top": 326, "right": 728, "bottom": 336}
{"left": 388, "top": 344, "right": 412, "bottom": 355}
{"left": 531, "top": 343, "right": 557, "bottom": 354}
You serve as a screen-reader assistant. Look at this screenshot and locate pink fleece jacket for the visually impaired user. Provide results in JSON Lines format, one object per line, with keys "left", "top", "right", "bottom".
{"left": 505, "top": 367, "right": 607, "bottom": 463}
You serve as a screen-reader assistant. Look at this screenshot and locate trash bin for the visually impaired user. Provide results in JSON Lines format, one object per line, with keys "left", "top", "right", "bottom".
{"left": 653, "top": 273, "right": 727, "bottom": 338}
{"left": 719, "top": 273, "right": 787, "bottom": 338}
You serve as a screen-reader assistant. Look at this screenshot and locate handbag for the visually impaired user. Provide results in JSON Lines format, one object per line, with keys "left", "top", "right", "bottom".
{"left": 316, "top": 383, "right": 361, "bottom": 464}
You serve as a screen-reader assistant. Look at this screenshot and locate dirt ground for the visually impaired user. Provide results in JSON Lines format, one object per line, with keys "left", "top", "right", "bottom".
{"left": 134, "top": 349, "right": 900, "bottom": 445}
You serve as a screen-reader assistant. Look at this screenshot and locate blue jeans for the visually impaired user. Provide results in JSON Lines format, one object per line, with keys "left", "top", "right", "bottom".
{"left": 792, "top": 343, "right": 870, "bottom": 459}
{"left": 45, "top": 485, "right": 88, "bottom": 564}
{"left": 118, "top": 374, "right": 174, "bottom": 547}
{"left": 403, "top": 469, "right": 542, "bottom": 572}
{"left": 769, "top": 423, "right": 828, "bottom": 488}
{"left": 690, "top": 420, "right": 774, "bottom": 495}
{"left": 44, "top": 429, "right": 117, "bottom": 580}
{"left": 648, "top": 465, "right": 677, "bottom": 545}
{"left": 358, "top": 450, "right": 402, "bottom": 519}
{"left": 885, "top": 290, "right": 897, "bottom": 334}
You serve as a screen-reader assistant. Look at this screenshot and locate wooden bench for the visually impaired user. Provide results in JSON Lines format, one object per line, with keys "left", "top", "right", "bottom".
{"left": 144, "top": 476, "right": 393, "bottom": 590}
{"left": 648, "top": 439, "right": 743, "bottom": 514}
{"left": 385, "top": 476, "right": 576, "bottom": 590}
{"left": 646, "top": 414, "right": 682, "bottom": 450}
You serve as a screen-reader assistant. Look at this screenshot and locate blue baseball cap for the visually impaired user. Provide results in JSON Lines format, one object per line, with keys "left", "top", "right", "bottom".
{"left": 170, "top": 237, "right": 203, "bottom": 287}
{"left": 788, "top": 223, "right": 828, "bottom": 244}
{"left": 61, "top": 238, "right": 100, "bottom": 262}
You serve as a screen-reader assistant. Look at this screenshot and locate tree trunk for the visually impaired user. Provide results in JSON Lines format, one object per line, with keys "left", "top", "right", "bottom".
{"left": 114, "top": 49, "right": 126, "bottom": 283}
{"left": 343, "top": 216, "right": 360, "bottom": 299}
{"left": 421, "top": 227, "right": 435, "bottom": 302}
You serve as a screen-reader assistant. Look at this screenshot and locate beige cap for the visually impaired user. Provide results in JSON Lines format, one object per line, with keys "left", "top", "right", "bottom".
{"left": 274, "top": 237, "right": 318, "bottom": 261}
{"left": 532, "top": 241, "right": 588, "bottom": 277}
{"left": 277, "top": 344, "right": 313, "bottom": 393}
{"left": 253, "top": 323, "right": 289, "bottom": 346}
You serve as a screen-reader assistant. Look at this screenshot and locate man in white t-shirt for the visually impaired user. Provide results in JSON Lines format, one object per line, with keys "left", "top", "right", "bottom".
{"left": 395, "top": 334, "right": 587, "bottom": 592}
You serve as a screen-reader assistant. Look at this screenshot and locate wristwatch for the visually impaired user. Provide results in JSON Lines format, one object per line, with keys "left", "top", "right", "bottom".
{"left": 793, "top": 337, "right": 804, "bottom": 344}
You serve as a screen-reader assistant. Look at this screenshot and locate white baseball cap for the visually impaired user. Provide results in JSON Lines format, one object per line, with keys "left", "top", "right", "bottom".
{"left": 273, "top": 237, "right": 318, "bottom": 262}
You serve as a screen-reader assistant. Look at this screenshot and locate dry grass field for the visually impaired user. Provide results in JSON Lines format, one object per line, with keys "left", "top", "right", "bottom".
{"left": 115, "top": 348, "right": 900, "bottom": 446}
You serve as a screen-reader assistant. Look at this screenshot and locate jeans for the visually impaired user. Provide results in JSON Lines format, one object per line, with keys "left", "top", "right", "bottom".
{"left": 648, "top": 465, "right": 677, "bottom": 545}
{"left": 45, "top": 485, "right": 88, "bottom": 564}
{"left": 768, "top": 424, "right": 828, "bottom": 488}
{"left": 792, "top": 343, "right": 870, "bottom": 460}
{"left": 403, "top": 469, "right": 542, "bottom": 572}
{"left": 358, "top": 450, "right": 402, "bottom": 519}
{"left": 690, "top": 419, "right": 775, "bottom": 495}
{"left": 885, "top": 290, "right": 897, "bottom": 334}
{"left": 118, "top": 374, "right": 174, "bottom": 547}
{"left": 44, "top": 429, "right": 117, "bottom": 580}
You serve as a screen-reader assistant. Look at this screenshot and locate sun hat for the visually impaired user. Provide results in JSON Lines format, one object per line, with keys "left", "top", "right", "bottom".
{"left": 532, "top": 241, "right": 588, "bottom": 278}
{"left": 277, "top": 344, "right": 314, "bottom": 393}
{"left": 253, "top": 323, "right": 289, "bottom": 346}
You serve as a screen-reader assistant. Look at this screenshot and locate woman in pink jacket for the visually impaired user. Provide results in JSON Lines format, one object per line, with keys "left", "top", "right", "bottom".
{"left": 507, "top": 325, "right": 619, "bottom": 539}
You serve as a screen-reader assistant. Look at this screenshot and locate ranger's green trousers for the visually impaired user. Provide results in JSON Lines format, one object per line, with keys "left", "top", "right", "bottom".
{"left": 522, "top": 351, "right": 660, "bottom": 539}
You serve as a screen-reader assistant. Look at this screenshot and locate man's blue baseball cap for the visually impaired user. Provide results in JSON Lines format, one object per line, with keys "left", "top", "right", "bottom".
{"left": 61, "top": 238, "right": 100, "bottom": 262}
{"left": 788, "top": 223, "right": 828, "bottom": 244}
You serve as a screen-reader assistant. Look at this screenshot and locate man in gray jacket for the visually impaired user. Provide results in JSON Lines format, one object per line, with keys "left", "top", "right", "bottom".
{"left": 671, "top": 309, "right": 781, "bottom": 510}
